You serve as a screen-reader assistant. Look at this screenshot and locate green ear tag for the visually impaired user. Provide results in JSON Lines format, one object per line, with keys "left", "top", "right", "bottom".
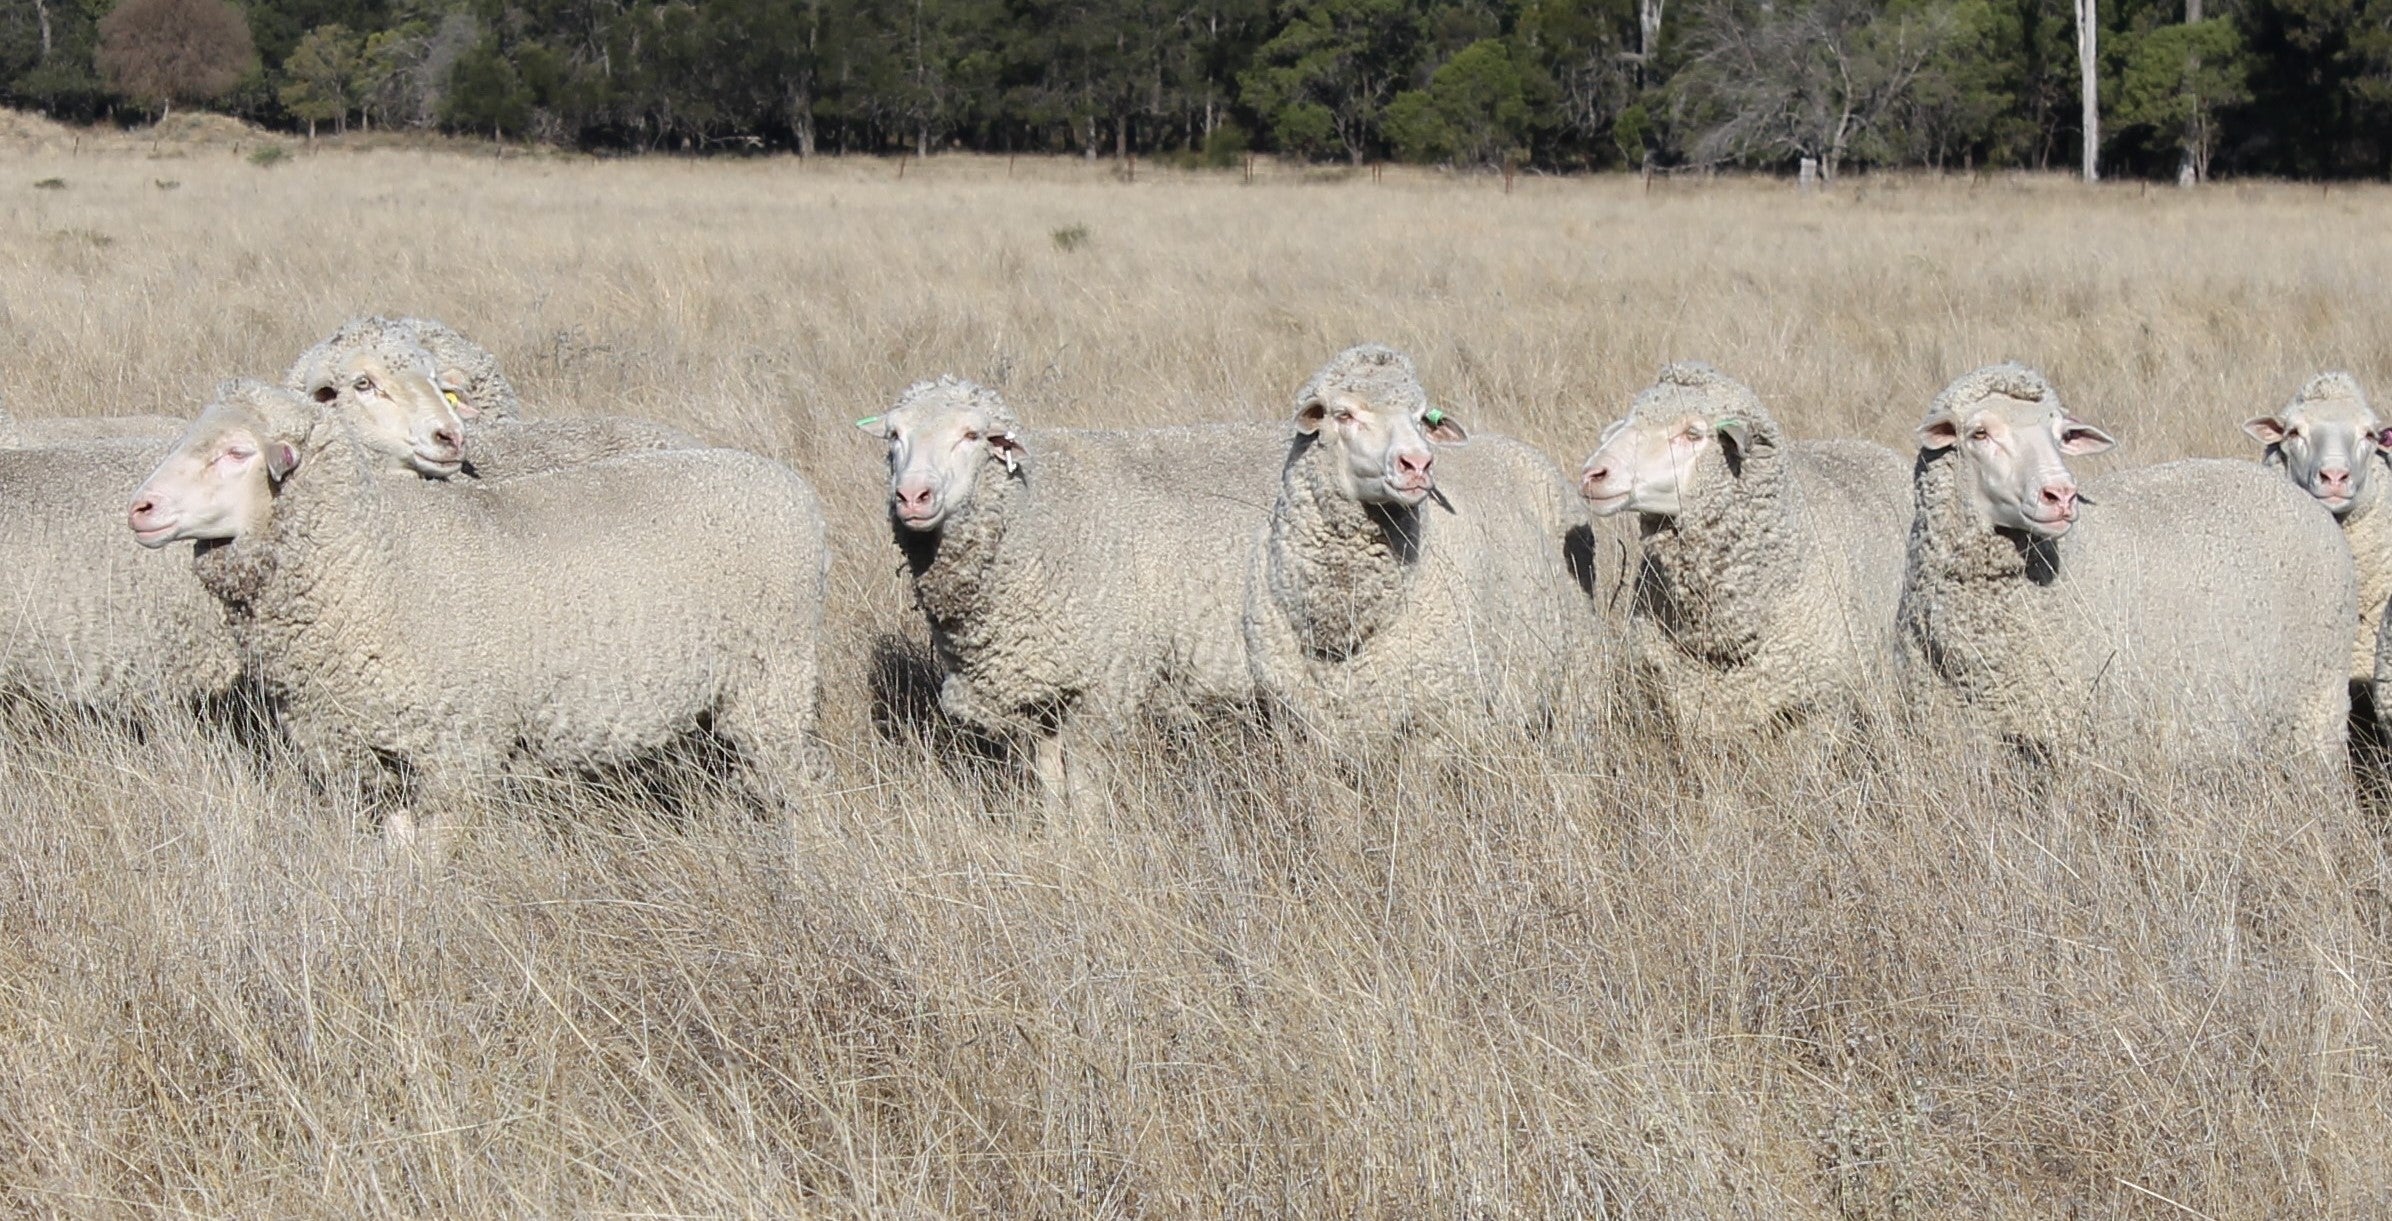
{"left": 1424, "top": 408, "right": 1445, "bottom": 427}
{"left": 1717, "top": 416, "right": 1741, "bottom": 431}
{"left": 855, "top": 415, "right": 882, "bottom": 428}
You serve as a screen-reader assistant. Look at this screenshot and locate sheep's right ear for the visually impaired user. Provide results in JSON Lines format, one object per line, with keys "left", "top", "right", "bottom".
{"left": 2059, "top": 419, "right": 2116, "bottom": 455}
{"left": 2242, "top": 416, "right": 2288, "bottom": 445}
{"left": 1294, "top": 400, "right": 1328, "bottom": 435}
{"left": 437, "top": 369, "right": 481, "bottom": 419}
{"left": 1422, "top": 407, "right": 1468, "bottom": 445}
{"left": 1916, "top": 414, "right": 1960, "bottom": 451}
{"left": 854, "top": 415, "right": 888, "bottom": 438}
{"left": 989, "top": 431, "right": 1024, "bottom": 472}
{"left": 265, "top": 441, "right": 302, "bottom": 482}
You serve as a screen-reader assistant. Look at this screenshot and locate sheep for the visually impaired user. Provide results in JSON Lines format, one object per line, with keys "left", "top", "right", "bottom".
{"left": 859, "top": 376, "right": 1287, "bottom": 802}
{"left": 0, "top": 435, "right": 239, "bottom": 717}
{"left": 1243, "top": 344, "right": 1598, "bottom": 749}
{"left": 1578, "top": 362, "right": 1909, "bottom": 739}
{"left": 131, "top": 379, "right": 828, "bottom": 856}
{"left": 289, "top": 316, "right": 696, "bottom": 480}
{"left": 2242, "top": 373, "right": 2392, "bottom": 691}
{"left": 1900, "top": 362, "right": 2352, "bottom": 760}
{"left": 0, "top": 393, "right": 183, "bottom": 447}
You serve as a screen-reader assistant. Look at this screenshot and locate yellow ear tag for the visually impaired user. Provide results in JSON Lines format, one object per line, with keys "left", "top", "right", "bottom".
{"left": 442, "top": 390, "right": 462, "bottom": 405}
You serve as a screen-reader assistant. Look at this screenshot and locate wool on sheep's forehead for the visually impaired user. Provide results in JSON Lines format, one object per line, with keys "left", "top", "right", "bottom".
{"left": 2289, "top": 371, "right": 2369, "bottom": 411}
{"left": 286, "top": 316, "right": 437, "bottom": 389}
{"left": 889, "top": 375, "right": 1023, "bottom": 434}
{"left": 1296, "top": 343, "right": 1432, "bottom": 418}
{"left": 1927, "top": 361, "right": 2059, "bottom": 422}
{"left": 1632, "top": 361, "right": 1770, "bottom": 424}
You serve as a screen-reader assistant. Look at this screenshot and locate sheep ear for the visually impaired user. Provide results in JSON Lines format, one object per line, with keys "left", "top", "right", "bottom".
{"left": 2059, "top": 420, "right": 2116, "bottom": 456}
{"left": 1716, "top": 416, "right": 1751, "bottom": 454}
{"left": 989, "top": 431, "right": 1024, "bottom": 472}
{"left": 436, "top": 370, "right": 481, "bottom": 420}
{"left": 265, "top": 441, "right": 302, "bottom": 482}
{"left": 2374, "top": 427, "right": 2392, "bottom": 449}
{"left": 1294, "top": 401, "right": 1328, "bottom": 436}
{"left": 853, "top": 415, "right": 888, "bottom": 438}
{"left": 1917, "top": 415, "right": 1960, "bottom": 451}
{"left": 1422, "top": 407, "right": 1468, "bottom": 445}
{"left": 2243, "top": 416, "right": 2288, "bottom": 445}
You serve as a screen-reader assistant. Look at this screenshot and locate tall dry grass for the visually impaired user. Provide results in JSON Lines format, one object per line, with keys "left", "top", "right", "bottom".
{"left": 2, "top": 143, "right": 2390, "bottom": 1215}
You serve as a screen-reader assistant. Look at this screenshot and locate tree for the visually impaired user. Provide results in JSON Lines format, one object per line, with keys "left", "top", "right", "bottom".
{"left": 95, "top": 0, "right": 257, "bottom": 117}
{"left": 279, "top": 22, "right": 362, "bottom": 136}
{"left": 2117, "top": 16, "right": 2248, "bottom": 182}
{"left": 1385, "top": 38, "right": 1539, "bottom": 165}
{"left": 1240, "top": 0, "right": 1419, "bottom": 162}
{"left": 1674, "top": 0, "right": 1984, "bottom": 179}
{"left": 2074, "top": 0, "right": 2097, "bottom": 177}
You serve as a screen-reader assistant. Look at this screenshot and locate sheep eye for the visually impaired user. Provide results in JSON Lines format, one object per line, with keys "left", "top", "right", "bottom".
{"left": 1969, "top": 426, "right": 1990, "bottom": 441}
{"left": 352, "top": 376, "right": 373, "bottom": 393}
{"left": 1334, "top": 410, "right": 1355, "bottom": 424}
{"left": 962, "top": 429, "right": 980, "bottom": 442}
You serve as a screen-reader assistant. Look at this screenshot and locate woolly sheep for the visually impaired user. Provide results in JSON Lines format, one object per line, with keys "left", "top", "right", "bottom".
{"left": 1244, "top": 343, "right": 1598, "bottom": 748}
{"left": 292, "top": 316, "right": 696, "bottom": 480}
{"left": 2242, "top": 372, "right": 2392, "bottom": 690}
{"left": 860, "top": 376, "right": 1286, "bottom": 800}
{"left": 132, "top": 379, "right": 828, "bottom": 855}
{"left": 0, "top": 434, "right": 237, "bottom": 716}
{"left": 1900, "top": 363, "right": 2352, "bottom": 759}
{"left": 1579, "top": 362, "right": 1909, "bottom": 738}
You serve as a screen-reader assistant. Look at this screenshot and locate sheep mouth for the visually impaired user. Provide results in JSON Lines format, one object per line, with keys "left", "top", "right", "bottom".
{"left": 2314, "top": 490, "right": 2355, "bottom": 512}
{"left": 130, "top": 519, "right": 181, "bottom": 549}
{"left": 2019, "top": 509, "right": 2076, "bottom": 537}
{"left": 1580, "top": 487, "right": 1631, "bottom": 515}
{"left": 894, "top": 508, "right": 947, "bottom": 532}
{"left": 410, "top": 451, "right": 465, "bottom": 478}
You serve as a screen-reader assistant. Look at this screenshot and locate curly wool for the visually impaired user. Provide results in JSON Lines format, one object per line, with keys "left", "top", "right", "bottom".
{"left": 1620, "top": 363, "right": 1910, "bottom": 738}
{"left": 1246, "top": 358, "right": 1598, "bottom": 748}
{"left": 886, "top": 377, "right": 1284, "bottom": 741}
{"left": 191, "top": 392, "right": 828, "bottom": 817}
{"left": 395, "top": 317, "right": 522, "bottom": 420}
{"left": 282, "top": 316, "right": 436, "bottom": 398}
{"left": 0, "top": 435, "right": 239, "bottom": 715}
{"left": 1900, "top": 367, "right": 2352, "bottom": 757}
{"left": 0, "top": 388, "right": 183, "bottom": 447}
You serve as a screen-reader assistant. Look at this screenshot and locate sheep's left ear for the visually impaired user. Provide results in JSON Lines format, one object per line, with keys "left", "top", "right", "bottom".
{"left": 990, "top": 431, "right": 1025, "bottom": 472}
{"left": 1422, "top": 407, "right": 1468, "bottom": 445}
{"left": 2374, "top": 426, "right": 2392, "bottom": 449}
{"left": 853, "top": 415, "right": 889, "bottom": 438}
{"left": 2059, "top": 419, "right": 2116, "bottom": 456}
{"left": 265, "top": 441, "right": 302, "bottom": 483}
{"left": 1715, "top": 416, "right": 1751, "bottom": 454}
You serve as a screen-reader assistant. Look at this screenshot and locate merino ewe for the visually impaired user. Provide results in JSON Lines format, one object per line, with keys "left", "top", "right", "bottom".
{"left": 290, "top": 316, "right": 696, "bottom": 480}
{"left": 0, "top": 435, "right": 237, "bottom": 716}
{"left": 1244, "top": 344, "right": 1597, "bottom": 748}
{"left": 131, "top": 380, "right": 828, "bottom": 855}
{"left": 1900, "top": 363, "right": 2352, "bottom": 759}
{"left": 1579, "top": 362, "right": 1909, "bottom": 737}
{"left": 862, "top": 376, "right": 1286, "bottom": 798}
{"left": 2243, "top": 372, "right": 2392, "bottom": 689}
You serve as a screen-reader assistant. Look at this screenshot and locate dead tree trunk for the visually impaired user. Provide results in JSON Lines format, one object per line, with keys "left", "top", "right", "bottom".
{"left": 2177, "top": 0, "right": 2203, "bottom": 186}
{"left": 2075, "top": 0, "right": 2100, "bottom": 181}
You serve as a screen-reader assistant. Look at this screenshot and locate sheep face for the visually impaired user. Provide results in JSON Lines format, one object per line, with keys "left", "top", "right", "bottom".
{"left": 1579, "top": 412, "right": 1759, "bottom": 517}
{"left": 129, "top": 384, "right": 308, "bottom": 548}
{"left": 863, "top": 386, "right": 1023, "bottom": 533}
{"left": 1917, "top": 392, "right": 2115, "bottom": 539}
{"left": 1295, "top": 389, "right": 1465, "bottom": 508}
{"left": 2245, "top": 377, "right": 2386, "bottom": 516}
{"left": 293, "top": 347, "right": 465, "bottom": 478}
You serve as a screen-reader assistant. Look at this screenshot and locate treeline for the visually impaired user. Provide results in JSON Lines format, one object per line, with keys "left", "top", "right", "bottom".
{"left": 5, "top": 0, "right": 2392, "bottom": 177}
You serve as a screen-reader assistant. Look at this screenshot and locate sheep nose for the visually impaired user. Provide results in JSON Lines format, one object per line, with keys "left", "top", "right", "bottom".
{"left": 2038, "top": 482, "right": 2077, "bottom": 514}
{"left": 1580, "top": 463, "right": 1609, "bottom": 492}
{"left": 1395, "top": 449, "right": 1434, "bottom": 481}
{"left": 2319, "top": 467, "right": 2352, "bottom": 492}
{"left": 894, "top": 482, "right": 935, "bottom": 512}
{"left": 431, "top": 424, "right": 462, "bottom": 454}
{"left": 127, "top": 495, "right": 157, "bottom": 527}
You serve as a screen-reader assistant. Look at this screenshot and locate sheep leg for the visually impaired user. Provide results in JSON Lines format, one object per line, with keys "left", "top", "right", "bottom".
{"left": 713, "top": 661, "right": 828, "bottom": 816}
{"left": 1032, "top": 722, "right": 1109, "bottom": 827}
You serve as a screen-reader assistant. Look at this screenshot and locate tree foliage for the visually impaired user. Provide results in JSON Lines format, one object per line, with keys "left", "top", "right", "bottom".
{"left": 0, "top": 0, "right": 2388, "bottom": 176}
{"left": 93, "top": 0, "right": 257, "bottom": 114}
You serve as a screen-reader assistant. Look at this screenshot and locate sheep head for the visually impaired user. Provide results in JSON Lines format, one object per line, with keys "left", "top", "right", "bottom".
{"left": 283, "top": 316, "right": 467, "bottom": 478}
{"left": 1291, "top": 343, "right": 1465, "bottom": 509}
{"left": 2244, "top": 372, "right": 2384, "bottom": 517}
{"left": 1918, "top": 363, "right": 2115, "bottom": 540}
{"left": 864, "top": 376, "right": 1026, "bottom": 533}
{"left": 1580, "top": 361, "right": 1780, "bottom": 518}
{"left": 130, "top": 379, "right": 316, "bottom": 548}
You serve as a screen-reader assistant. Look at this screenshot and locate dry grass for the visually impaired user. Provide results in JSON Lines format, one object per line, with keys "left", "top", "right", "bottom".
{"left": 3, "top": 140, "right": 2391, "bottom": 1215}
